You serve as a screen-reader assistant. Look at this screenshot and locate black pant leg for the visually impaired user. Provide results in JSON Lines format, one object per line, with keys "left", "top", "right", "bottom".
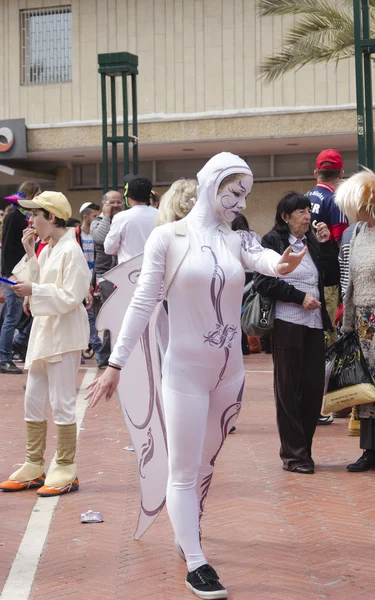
{"left": 98, "top": 280, "right": 115, "bottom": 363}
{"left": 360, "top": 418, "right": 375, "bottom": 450}
{"left": 300, "top": 328, "right": 325, "bottom": 460}
{"left": 272, "top": 320, "right": 311, "bottom": 468}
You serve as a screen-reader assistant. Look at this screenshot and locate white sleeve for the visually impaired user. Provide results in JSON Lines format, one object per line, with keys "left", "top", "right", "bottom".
{"left": 12, "top": 253, "right": 40, "bottom": 283}
{"left": 104, "top": 214, "right": 123, "bottom": 256}
{"left": 109, "top": 226, "right": 171, "bottom": 367}
{"left": 239, "top": 232, "right": 280, "bottom": 277}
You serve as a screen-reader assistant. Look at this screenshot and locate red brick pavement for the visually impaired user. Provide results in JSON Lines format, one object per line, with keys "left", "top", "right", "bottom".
{"left": 1, "top": 355, "right": 375, "bottom": 599}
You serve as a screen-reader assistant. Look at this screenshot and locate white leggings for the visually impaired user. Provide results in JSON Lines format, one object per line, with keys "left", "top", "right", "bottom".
{"left": 24, "top": 351, "right": 81, "bottom": 425}
{"left": 163, "top": 375, "right": 244, "bottom": 572}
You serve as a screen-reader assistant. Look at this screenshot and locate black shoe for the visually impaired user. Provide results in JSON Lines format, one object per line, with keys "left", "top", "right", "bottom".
{"left": 186, "top": 564, "right": 228, "bottom": 599}
{"left": 316, "top": 414, "right": 334, "bottom": 425}
{"left": 0, "top": 361, "right": 23, "bottom": 374}
{"left": 283, "top": 463, "right": 314, "bottom": 474}
{"left": 347, "top": 450, "right": 375, "bottom": 472}
{"left": 12, "top": 352, "right": 25, "bottom": 363}
{"left": 229, "top": 426, "right": 236, "bottom": 434}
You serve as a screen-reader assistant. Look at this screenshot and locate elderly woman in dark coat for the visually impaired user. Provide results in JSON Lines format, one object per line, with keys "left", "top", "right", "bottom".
{"left": 254, "top": 192, "right": 340, "bottom": 474}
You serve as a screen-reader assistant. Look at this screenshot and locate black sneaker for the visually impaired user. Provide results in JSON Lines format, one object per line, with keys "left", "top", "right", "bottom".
{"left": 12, "top": 352, "right": 25, "bottom": 364}
{"left": 186, "top": 564, "right": 228, "bottom": 599}
{"left": 0, "top": 361, "right": 23, "bottom": 374}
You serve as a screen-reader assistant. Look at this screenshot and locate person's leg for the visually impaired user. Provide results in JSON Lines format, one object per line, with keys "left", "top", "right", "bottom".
{"left": 163, "top": 384, "right": 210, "bottom": 573}
{"left": 324, "top": 285, "right": 339, "bottom": 346}
{"left": 37, "top": 351, "right": 81, "bottom": 496}
{"left": 0, "top": 285, "right": 23, "bottom": 370}
{"left": 347, "top": 418, "right": 375, "bottom": 471}
{"left": 197, "top": 377, "right": 244, "bottom": 518}
{"left": 0, "top": 359, "right": 49, "bottom": 490}
{"left": 300, "top": 328, "right": 325, "bottom": 463}
{"left": 14, "top": 316, "right": 33, "bottom": 349}
{"left": 272, "top": 320, "right": 312, "bottom": 470}
{"left": 97, "top": 281, "right": 114, "bottom": 365}
{"left": 87, "top": 308, "right": 102, "bottom": 355}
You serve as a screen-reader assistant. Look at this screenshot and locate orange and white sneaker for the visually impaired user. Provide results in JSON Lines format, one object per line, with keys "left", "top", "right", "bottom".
{"left": 37, "top": 477, "right": 79, "bottom": 497}
{"left": 0, "top": 474, "right": 46, "bottom": 492}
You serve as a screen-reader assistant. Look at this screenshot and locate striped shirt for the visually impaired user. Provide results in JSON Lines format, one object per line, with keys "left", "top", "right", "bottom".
{"left": 275, "top": 235, "right": 323, "bottom": 329}
{"left": 338, "top": 223, "right": 357, "bottom": 300}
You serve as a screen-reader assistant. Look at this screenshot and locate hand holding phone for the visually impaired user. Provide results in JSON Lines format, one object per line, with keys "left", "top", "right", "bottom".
{"left": 0, "top": 276, "right": 16, "bottom": 286}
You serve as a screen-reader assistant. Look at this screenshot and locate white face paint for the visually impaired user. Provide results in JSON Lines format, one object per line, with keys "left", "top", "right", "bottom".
{"left": 215, "top": 174, "right": 253, "bottom": 223}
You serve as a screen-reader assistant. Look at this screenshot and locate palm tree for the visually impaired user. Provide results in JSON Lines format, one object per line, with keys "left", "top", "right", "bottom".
{"left": 258, "top": 0, "right": 375, "bottom": 84}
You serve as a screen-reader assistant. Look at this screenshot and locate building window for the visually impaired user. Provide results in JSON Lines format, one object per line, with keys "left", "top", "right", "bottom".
{"left": 20, "top": 6, "right": 72, "bottom": 85}
{"left": 71, "top": 161, "right": 154, "bottom": 189}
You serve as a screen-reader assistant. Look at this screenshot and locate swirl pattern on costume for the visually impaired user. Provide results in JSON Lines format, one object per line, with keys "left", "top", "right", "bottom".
{"left": 128, "top": 269, "right": 141, "bottom": 284}
{"left": 139, "top": 427, "right": 155, "bottom": 479}
{"left": 124, "top": 324, "right": 154, "bottom": 429}
{"left": 202, "top": 245, "right": 237, "bottom": 386}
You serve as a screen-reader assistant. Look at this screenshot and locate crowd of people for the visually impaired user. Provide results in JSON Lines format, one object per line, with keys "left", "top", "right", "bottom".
{"left": 0, "top": 148, "right": 375, "bottom": 599}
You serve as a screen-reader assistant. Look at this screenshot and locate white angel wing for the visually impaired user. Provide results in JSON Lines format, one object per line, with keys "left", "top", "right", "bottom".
{"left": 96, "top": 256, "right": 168, "bottom": 540}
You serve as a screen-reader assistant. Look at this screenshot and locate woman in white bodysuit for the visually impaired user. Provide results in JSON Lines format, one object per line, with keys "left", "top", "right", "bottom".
{"left": 86, "top": 153, "right": 306, "bottom": 599}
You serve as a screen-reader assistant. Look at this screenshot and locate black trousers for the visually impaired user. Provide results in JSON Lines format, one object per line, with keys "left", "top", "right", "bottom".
{"left": 98, "top": 280, "right": 115, "bottom": 364}
{"left": 360, "top": 418, "right": 375, "bottom": 450}
{"left": 271, "top": 319, "right": 325, "bottom": 468}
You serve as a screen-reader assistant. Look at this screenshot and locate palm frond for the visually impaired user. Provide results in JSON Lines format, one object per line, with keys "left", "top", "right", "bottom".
{"left": 282, "top": 12, "right": 355, "bottom": 50}
{"left": 258, "top": 0, "right": 375, "bottom": 18}
{"left": 258, "top": 0, "right": 348, "bottom": 17}
{"left": 257, "top": 0, "right": 375, "bottom": 83}
{"left": 258, "top": 40, "right": 354, "bottom": 84}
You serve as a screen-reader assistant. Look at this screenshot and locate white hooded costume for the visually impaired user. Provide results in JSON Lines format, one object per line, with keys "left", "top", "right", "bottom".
{"left": 109, "top": 153, "right": 281, "bottom": 571}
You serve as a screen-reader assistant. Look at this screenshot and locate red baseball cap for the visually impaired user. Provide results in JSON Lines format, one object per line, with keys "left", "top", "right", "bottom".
{"left": 316, "top": 149, "right": 343, "bottom": 170}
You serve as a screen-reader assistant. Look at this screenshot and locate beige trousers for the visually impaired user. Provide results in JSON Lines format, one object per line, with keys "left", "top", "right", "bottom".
{"left": 24, "top": 351, "right": 81, "bottom": 425}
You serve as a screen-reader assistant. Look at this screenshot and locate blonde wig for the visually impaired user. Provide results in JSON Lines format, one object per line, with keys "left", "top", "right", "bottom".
{"left": 157, "top": 178, "right": 197, "bottom": 225}
{"left": 335, "top": 169, "right": 375, "bottom": 223}
{"left": 217, "top": 172, "right": 249, "bottom": 194}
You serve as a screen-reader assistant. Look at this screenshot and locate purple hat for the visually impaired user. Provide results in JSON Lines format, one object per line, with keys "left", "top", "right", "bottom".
{"left": 4, "top": 192, "right": 25, "bottom": 205}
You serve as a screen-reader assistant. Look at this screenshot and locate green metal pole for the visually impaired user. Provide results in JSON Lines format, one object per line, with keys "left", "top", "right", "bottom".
{"left": 362, "top": 0, "right": 374, "bottom": 170}
{"left": 122, "top": 73, "right": 129, "bottom": 178}
{"left": 131, "top": 73, "right": 138, "bottom": 174}
{"left": 110, "top": 75, "right": 118, "bottom": 190}
{"left": 354, "top": 0, "right": 366, "bottom": 169}
{"left": 101, "top": 73, "right": 108, "bottom": 193}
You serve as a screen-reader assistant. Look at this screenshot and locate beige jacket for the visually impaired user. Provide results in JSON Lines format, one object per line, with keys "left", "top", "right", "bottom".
{"left": 13, "top": 228, "right": 91, "bottom": 369}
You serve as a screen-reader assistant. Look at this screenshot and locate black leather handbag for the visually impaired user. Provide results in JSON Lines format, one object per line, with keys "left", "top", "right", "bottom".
{"left": 241, "top": 282, "right": 274, "bottom": 337}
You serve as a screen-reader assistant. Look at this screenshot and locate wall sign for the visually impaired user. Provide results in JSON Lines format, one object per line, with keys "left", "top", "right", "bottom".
{"left": 0, "top": 119, "right": 26, "bottom": 159}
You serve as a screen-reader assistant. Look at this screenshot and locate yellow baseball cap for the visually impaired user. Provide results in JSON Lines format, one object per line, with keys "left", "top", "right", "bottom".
{"left": 18, "top": 191, "right": 72, "bottom": 221}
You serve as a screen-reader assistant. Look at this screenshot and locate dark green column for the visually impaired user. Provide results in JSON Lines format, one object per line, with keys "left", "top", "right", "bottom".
{"left": 98, "top": 52, "right": 139, "bottom": 191}
{"left": 101, "top": 73, "right": 108, "bottom": 193}
{"left": 132, "top": 73, "right": 138, "bottom": 174}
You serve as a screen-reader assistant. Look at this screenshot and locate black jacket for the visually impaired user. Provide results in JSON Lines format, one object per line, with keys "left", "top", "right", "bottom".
{"left": 1, "top": 206, "right": 26, "bottom": 277}
{"left": 254, "top": 229, "right": 340, "bottom": 332}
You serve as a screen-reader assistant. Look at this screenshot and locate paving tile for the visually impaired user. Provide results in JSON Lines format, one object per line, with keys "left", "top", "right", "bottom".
{"left": 1, "top": 355, "right": 375, "bottom": 599}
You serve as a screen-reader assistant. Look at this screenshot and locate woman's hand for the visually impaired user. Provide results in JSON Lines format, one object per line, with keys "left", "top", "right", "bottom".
{"left": 315, "top": 222, "right": 331, "bottom": 243}
{"left": 13, "top": 282, "right": 32, "bottom": 298}
{"left": 21, "top": 228, "right": 35, "bottom": 259}
{"left": 302, "top": 294, "right": 321, "bottom": 311}
{"left": 276, "top": 246, "right": 307, "bottom": 276}
{"left": 85, "top": 293, "right": 94, "bottom": 310}
{"left": 85, "top": 366, "right": 120, "bottom": 407}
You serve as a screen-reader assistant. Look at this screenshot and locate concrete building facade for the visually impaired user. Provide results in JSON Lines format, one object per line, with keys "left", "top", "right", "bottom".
{"left": 0, "top": 0, "right": 361, "bottom": 233}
